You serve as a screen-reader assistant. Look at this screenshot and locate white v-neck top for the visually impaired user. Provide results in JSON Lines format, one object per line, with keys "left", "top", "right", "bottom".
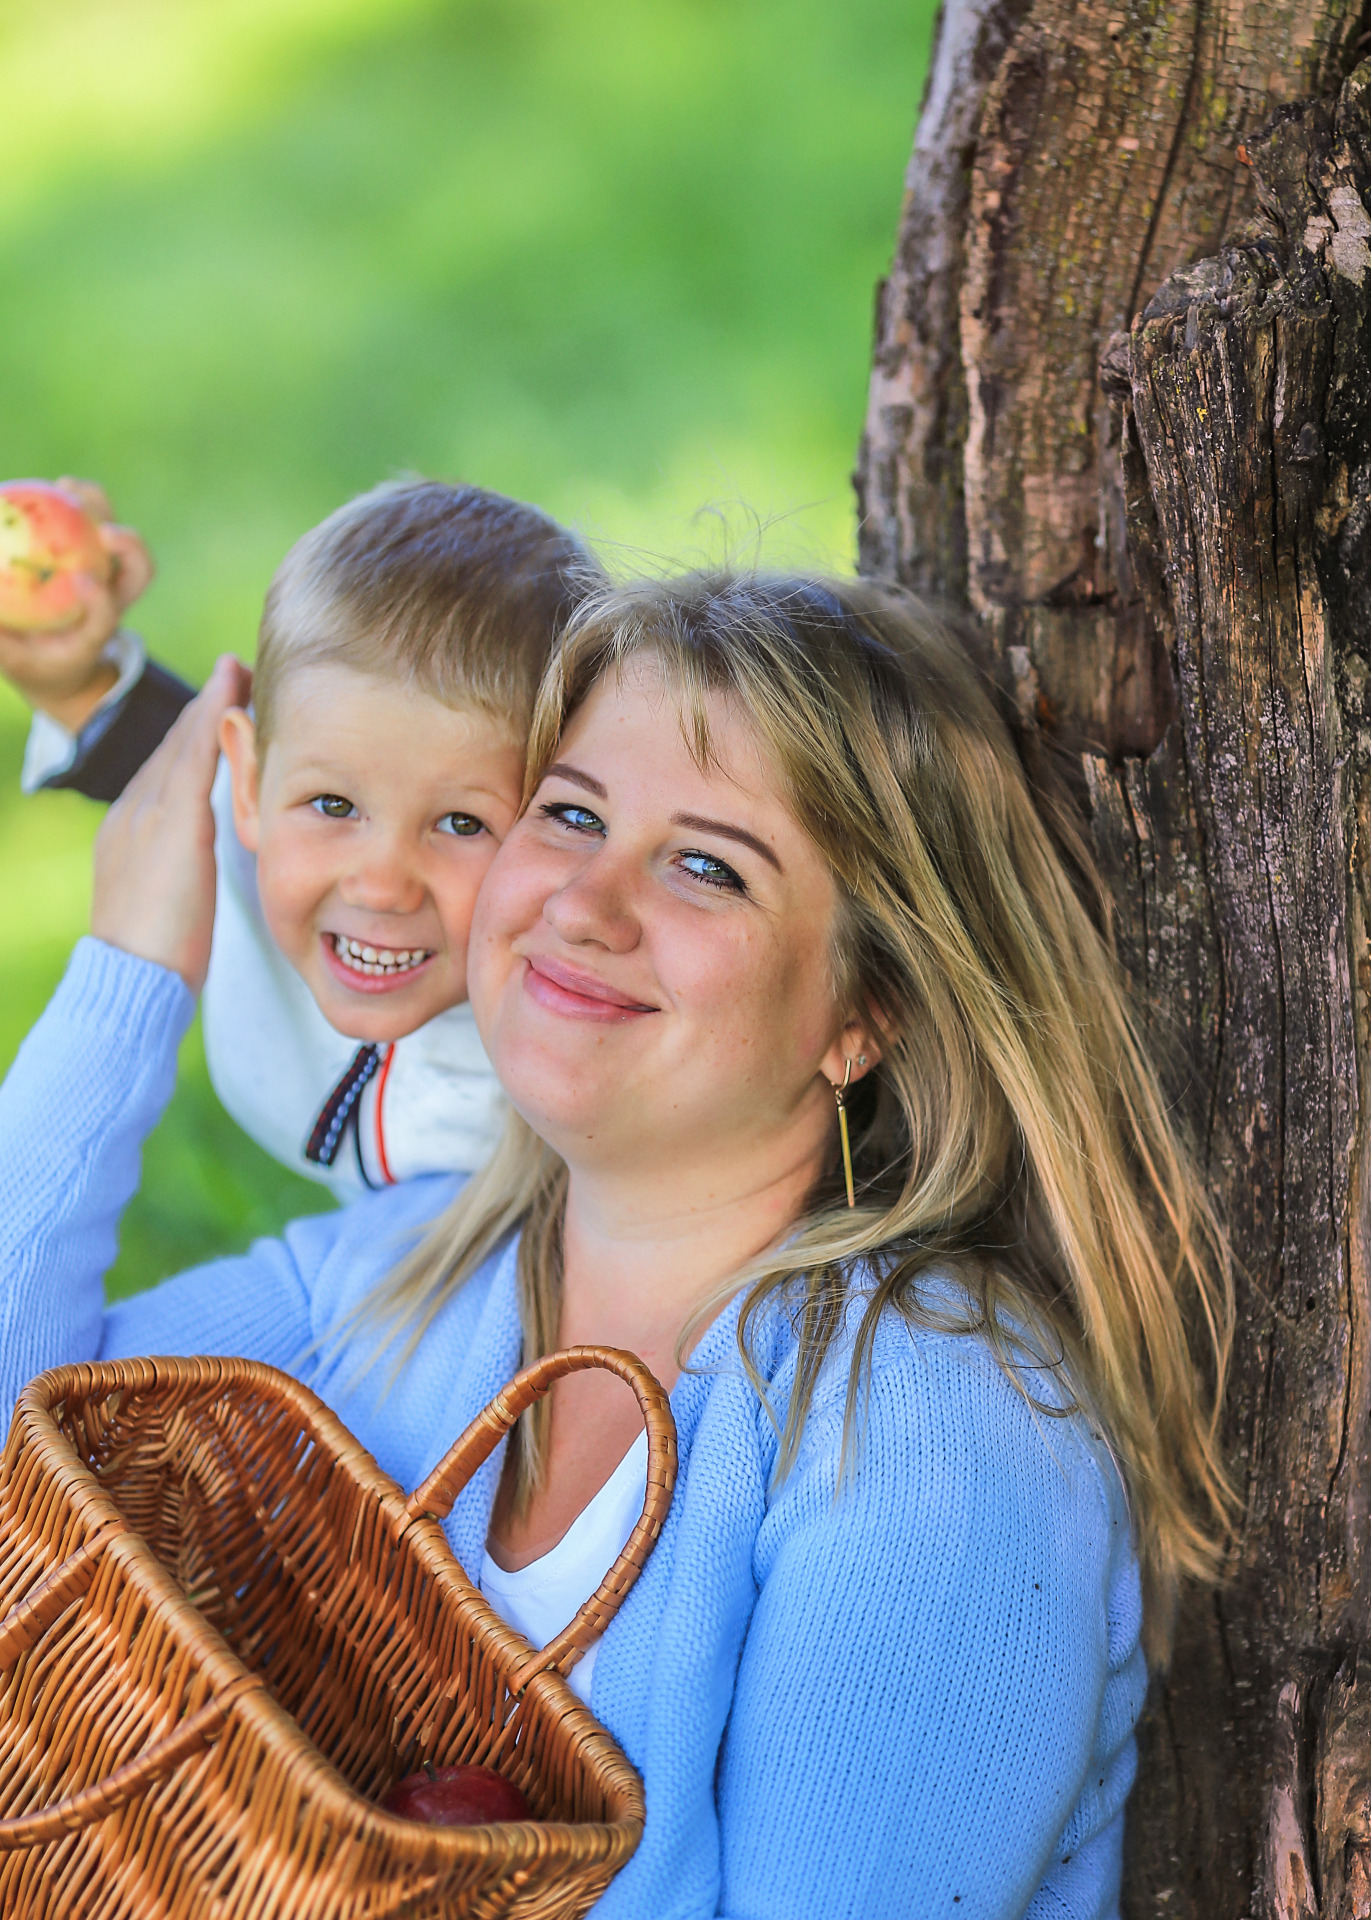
{"left": 479, "top": 1430, "right": 649, "bottom": 1706}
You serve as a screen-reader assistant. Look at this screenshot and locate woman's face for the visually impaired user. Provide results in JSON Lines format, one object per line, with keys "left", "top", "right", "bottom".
{"left": 468, "top": 655, "right": 872, "bottom": 1193}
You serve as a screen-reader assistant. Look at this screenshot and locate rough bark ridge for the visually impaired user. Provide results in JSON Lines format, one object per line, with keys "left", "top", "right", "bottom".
{"left": 858, "top": 0, "right": 1364, "bottom": 754}
{"left": 1095, "top": 73, "right": 1371, "bottom": 1910}
{"left": 858, "top": 2, "right": 1371, "bottom": 1912}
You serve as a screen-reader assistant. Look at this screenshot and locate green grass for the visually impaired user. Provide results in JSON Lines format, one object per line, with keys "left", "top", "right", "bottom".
{"left": 0, "top": 0, "right": 933, "bottom": 1295}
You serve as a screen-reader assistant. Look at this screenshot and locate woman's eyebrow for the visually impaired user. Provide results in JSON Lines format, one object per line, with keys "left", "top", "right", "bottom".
{"left": 672, "top": 812, "right": 782, "bottom": 872}
{"left": 543, "top": 762, "right": 608, "bottom": 797}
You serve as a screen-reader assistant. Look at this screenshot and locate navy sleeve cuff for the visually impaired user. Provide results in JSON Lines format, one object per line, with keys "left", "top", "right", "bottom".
{"left": 45, "top": 660, "right": 197, "bottom": 803}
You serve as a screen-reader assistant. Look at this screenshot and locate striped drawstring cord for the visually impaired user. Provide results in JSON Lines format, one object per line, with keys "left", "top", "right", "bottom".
{"left": 304, "top": 1044, "right": 382, "bottom": 1167}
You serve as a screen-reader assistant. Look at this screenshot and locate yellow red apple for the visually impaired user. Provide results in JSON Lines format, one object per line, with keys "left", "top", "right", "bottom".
{"left": 0, "top": 481, "right": 113, "bottom": 633}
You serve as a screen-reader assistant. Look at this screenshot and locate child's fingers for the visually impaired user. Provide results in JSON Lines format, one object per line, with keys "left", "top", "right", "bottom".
{"left": 102, "top": 525, "right": 155, "bottom": 611}
{"left": 54, "top": 476, "right": 114, "bottom": 523}
{"left": 0, "top": 481, "right": 135, "bottom": 714}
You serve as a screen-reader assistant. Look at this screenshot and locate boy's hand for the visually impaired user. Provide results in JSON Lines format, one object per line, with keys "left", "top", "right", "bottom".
{"left": 0, "top": 478, "right": 154, "bottom": 733}
{"left": 92, "top": 656, "right": 251, "bottom": 993}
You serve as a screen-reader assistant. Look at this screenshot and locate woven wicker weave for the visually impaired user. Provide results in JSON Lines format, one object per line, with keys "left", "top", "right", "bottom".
{"left": 0, "top": 1345, "right": 677, "bottom": 1919}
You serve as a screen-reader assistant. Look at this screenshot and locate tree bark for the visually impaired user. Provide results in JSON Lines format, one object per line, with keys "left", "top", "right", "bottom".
{"left": 858, "top": 3, "right": 1371, "bottom": 1913}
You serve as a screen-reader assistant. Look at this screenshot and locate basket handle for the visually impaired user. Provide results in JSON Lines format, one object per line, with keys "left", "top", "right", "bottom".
{"left": 405, "top": 1345, "right": 678, "bottom": 1684}
{"left": 0, "top": 1534, "right": 109, "bottom": 1673}
{"left": 0, "top": 1539, "right": 263, "bottom": 1850}
{"left": 0, "top": 1697, "right": 234, "bottom": 1851}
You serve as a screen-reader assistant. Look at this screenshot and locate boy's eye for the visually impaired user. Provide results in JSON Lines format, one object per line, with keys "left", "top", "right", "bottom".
{"left": 539, "top": 801, "right": 606, "bottom": 836}
{"left": 311, "top": 794, "right": 357, "bottom": 820}
{"left": 678, "top": 850, "right": 746, "bottom": 894}
{"left": 438, "top": 811, "right": 486, "bottom": 838}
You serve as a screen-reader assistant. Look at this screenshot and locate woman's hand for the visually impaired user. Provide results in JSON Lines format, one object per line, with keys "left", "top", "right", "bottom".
{"left": 91, "top": 655, "right": 251, "bottom": 993}
{"left": 0, "top": 478, "right": 155, "bottom": 732}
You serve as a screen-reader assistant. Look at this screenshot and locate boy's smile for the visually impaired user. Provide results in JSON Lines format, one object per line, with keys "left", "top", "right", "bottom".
{"left": 221, "top": 662, "right": 524, "bottom": 1043}
{"left": 324, "top": 933, "right": 436, "bottom": 989}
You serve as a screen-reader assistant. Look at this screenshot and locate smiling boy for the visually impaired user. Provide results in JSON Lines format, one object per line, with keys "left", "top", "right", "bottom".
{"left": 223, "top": 665, "right": 523, "bottom": 1036}
{"left": 11, "top": 479, "right": 599, "bottom": 1194}
{"left": 203, "top": 480, "right": 598, "bottom": 1191}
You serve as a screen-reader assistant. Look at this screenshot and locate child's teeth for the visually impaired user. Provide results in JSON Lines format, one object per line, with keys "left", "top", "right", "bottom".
{"left": 333, "top": 934, "right": 430, "bottom": 977}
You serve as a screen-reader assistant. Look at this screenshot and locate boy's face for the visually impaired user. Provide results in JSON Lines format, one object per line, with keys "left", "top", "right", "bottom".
{"left": 221, "top": 662, "right": 524, "bottom": 1043}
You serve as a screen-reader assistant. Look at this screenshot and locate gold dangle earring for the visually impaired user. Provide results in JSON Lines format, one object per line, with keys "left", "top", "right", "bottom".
{"left": 833, "top": 1059, "right": 856, "bottom": 1209}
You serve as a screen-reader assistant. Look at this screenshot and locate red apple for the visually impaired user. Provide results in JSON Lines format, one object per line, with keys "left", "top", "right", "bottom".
{"left": 381, "top": 1761, "right": 532, "bottom": 1826}
{"left": 0, "top": 481, "right": 112, "bottom": 633}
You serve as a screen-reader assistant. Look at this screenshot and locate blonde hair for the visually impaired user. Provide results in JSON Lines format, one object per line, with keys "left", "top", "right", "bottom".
{"left": 253, "top": 479, "right": 600, "bottom": 745}
{"left": 363, "top": 570, "right": 1233, "bottom": 1657}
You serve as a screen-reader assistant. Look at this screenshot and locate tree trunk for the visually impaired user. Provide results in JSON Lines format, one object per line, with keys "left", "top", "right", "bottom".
{"left": 858, "top": 3, "right": 1371, "bottom": 1913}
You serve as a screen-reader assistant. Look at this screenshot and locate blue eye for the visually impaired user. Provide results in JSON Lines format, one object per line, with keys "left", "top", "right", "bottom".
{"left": 540, "top": 801, "right": 605, "bottom": 835}
{"left": 679, "top": 850, "right": 745, "bottom": 893}
{"left": 311, "top": 794, "right": 356, "bottom": 820}
{"left": 439, "top": 812, "right": 485, "bottom": 838}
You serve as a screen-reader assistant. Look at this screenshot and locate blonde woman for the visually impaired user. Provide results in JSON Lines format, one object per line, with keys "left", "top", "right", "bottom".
{"left": 0, "top": 572, "right": 1231, "bottom": 1918}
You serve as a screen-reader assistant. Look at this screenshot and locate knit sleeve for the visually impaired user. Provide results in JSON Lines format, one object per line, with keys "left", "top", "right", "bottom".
{"left": 0, "top": 939, "right": 320, "bottom": 1422}
{"left": 713, "top": 1333, "right": 1142, "bottom": 1920}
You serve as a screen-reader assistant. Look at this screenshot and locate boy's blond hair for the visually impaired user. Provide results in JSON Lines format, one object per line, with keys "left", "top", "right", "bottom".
{"left": 253, "top": 480, "right": 599, "bottom": 742}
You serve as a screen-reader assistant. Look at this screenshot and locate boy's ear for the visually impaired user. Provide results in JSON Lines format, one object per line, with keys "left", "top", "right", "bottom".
{"left": 219, "top": 707, "right": 262, "bottom": 853}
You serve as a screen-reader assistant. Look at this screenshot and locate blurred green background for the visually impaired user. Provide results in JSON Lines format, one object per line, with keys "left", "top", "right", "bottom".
{"left": 0, "top": 0, "right": 930, "bottom": 1296}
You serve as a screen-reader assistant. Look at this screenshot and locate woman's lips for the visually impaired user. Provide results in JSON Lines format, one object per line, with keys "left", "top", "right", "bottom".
{"left": 521, "top": 955, "right": 657, "bottom": 1022}
{"left": 320, "top": 933, "right": 437, "bottom": 996}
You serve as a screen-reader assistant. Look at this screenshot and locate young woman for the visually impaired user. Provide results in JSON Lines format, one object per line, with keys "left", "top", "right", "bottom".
{"left": 0, "top": 572, "right": 1231, "bottom": 1918}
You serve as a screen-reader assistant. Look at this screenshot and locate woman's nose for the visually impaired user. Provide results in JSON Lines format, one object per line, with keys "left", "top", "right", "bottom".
{"left": 543, "top": 850, "right": 640, "bottom": 952}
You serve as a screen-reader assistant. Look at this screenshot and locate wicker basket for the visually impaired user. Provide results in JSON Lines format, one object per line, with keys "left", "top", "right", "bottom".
{"left": 0, "top": 1345, "right": 677, "bottom": 1919}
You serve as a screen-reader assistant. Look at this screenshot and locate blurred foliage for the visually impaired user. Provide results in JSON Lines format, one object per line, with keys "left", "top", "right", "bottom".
{"left": 0, "top": 0, "right": 931, "bottom": 1294}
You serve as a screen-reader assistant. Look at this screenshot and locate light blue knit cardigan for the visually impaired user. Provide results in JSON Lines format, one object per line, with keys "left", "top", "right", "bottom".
{"left": 0, "top": 940, "right": 1146, "bottom": 1918}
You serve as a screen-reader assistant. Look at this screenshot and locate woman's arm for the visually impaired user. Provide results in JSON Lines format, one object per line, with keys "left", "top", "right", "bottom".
{"left": 0, "top": 661, "right": 269, "bottom": 1417}
{"left": 714, "top": 1338, "right": 1144, "bottom": 1920}
{"left": 0, "top": 939, "right": 322, "bottom": 1423}
{"left": 0, "top": 939, "right": 193, "bottom": 1404}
